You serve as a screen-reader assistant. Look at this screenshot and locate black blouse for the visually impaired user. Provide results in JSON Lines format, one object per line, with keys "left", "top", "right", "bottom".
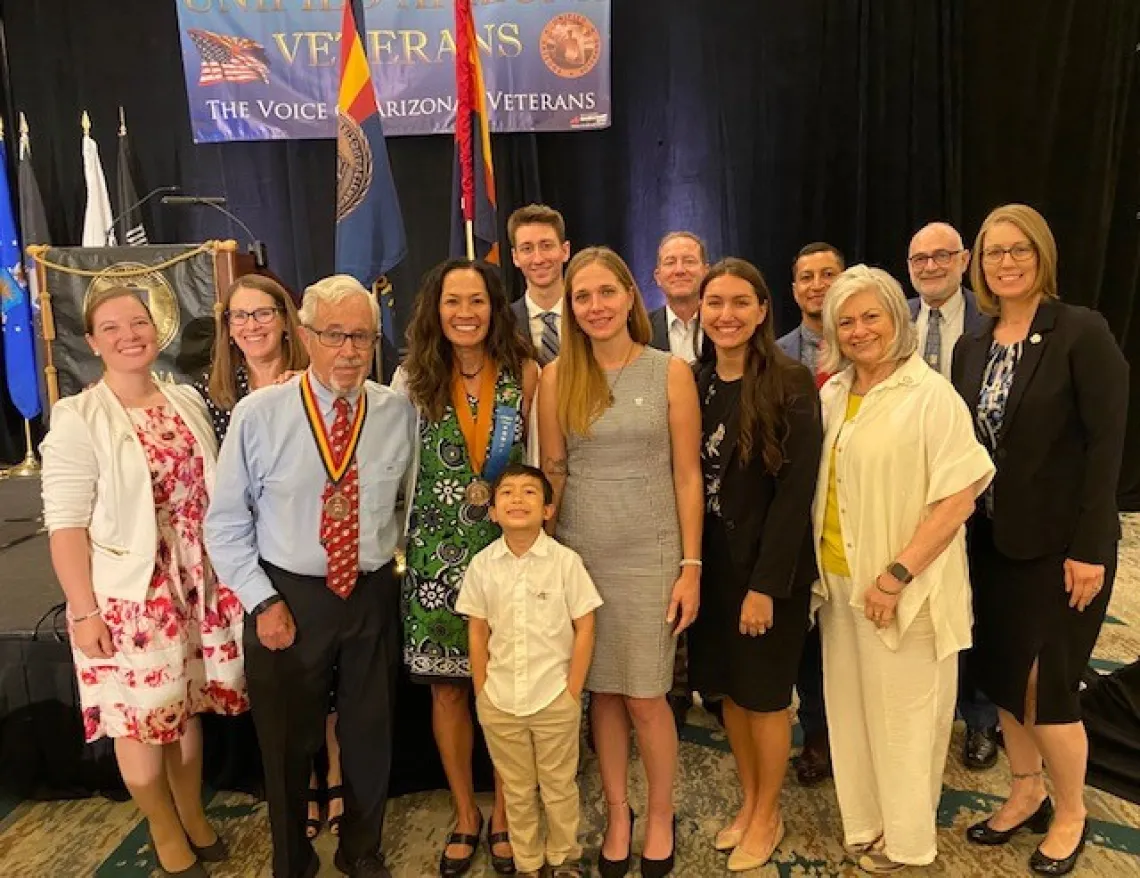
{"left": 192, "top": 365, "right": 250, "bottom": 445}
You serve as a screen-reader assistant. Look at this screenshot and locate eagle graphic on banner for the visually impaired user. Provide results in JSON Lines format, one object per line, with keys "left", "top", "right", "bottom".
{"left": 188, "top": 29, "right": 270, "bottom": 86}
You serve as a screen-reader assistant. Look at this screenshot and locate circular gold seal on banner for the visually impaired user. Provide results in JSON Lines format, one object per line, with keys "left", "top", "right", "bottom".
{"left": 337, "top": 109, "right": 374, "bottom": 222}
{"left": 84, "top": 263, "right": 180, "bottom": 351}
{"left": 540, "top": 14, "right": 601, "bottom": 79}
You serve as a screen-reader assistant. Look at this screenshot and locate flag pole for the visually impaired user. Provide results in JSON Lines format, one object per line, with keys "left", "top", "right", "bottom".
{"left": 8, "top": 419, "right": 40, "bottom": 477}
{"left": 462, "top": 196, "right": 475, "bottom": 260}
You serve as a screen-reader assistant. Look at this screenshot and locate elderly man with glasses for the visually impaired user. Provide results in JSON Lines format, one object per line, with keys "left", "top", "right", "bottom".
{"left": 906, "top": 222, "right": 1001, "bottom": 772}
{"left": 206, "top": 274, "right": 416, "bottom": 878}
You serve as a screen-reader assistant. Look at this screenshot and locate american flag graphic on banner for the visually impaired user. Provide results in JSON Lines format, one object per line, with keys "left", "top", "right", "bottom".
{"left": 188, "top": 29, "right": 271, "bottom": 85}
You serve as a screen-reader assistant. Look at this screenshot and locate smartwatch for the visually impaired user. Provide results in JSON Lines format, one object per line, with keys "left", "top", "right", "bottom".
{"left": 250, "top": 594, "right": 284, "bottom": 618}
{"left": 886, "top": 562, "right": 914, "bottom": 585}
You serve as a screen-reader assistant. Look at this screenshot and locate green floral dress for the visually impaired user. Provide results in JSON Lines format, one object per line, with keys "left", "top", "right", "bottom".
{"left": 403, "top": 368, "right": 525, "bottom": 681}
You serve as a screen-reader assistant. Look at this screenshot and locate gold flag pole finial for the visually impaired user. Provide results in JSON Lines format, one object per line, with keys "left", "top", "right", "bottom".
{"left": 81, "top": 110, "right": 91, "bottom": 136}
{"left": 7, "top": 420, "right": 41, "bottom": 478}
{"left": 19, "top": 111, "right": 28, "bottom": 138}
{"left": 0, "top": 117, "right": 5, "bottom": 141}
{"left": 118, "top": 106, "right": 126, "bottom": 137}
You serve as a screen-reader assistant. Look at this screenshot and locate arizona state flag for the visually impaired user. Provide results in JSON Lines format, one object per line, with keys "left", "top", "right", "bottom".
{"left": 451, "top": 0, "right": 498, "bottom": 263}
{"left": 335, "top": 0, "right": 406, "bottom": 317}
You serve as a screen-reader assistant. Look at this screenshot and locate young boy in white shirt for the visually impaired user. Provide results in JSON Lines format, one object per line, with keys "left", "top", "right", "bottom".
{"left": 457, "top": 463, "right": 602, "bottom": 878}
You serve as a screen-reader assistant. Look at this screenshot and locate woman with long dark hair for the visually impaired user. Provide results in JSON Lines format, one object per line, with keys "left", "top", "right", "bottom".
{"left": 687, "top": 259, "right": 821, "bottom": 870}
{"left": 398, "top": 258, "right": 539, "bottom": 876}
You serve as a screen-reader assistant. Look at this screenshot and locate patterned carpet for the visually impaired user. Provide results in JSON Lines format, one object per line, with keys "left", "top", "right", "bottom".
{"left": 2, "top": 520, "right": 1139, "bottom": 877}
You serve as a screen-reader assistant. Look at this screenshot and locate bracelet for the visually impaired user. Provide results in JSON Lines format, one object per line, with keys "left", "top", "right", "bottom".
{"left": 68, "top": 607, "right": 102, "bottom": 623}
{"left": 679, "top": 558, "right": 703, "bottom": 569}
{"left": 875, "top": 577, "right": 903, "bottom": 596}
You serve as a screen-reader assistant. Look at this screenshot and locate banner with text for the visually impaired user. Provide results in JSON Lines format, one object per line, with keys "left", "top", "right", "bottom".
{"left": 175, "top": 0, "right": 611, "bottom": 142}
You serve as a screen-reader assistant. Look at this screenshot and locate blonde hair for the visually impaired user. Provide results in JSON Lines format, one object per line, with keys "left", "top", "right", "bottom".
{"left": 556, "top": 247, "right": 652, "bottom": 436}
{"left": 820, "top": 264, "right": 918, "bottom": 374}
{"left": 207, "top": 274, "right": 309, "bottom": 411}
{"left": 970, "top": 203, "right": 1058, "bottom": 316}
{"left": 83, "top": 285, "right": 153, "bottom": 334}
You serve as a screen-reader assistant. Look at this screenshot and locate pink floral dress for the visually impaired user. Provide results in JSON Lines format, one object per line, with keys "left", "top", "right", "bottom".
{"left": 73, "top": 405, "right": 248, "bottom": 743}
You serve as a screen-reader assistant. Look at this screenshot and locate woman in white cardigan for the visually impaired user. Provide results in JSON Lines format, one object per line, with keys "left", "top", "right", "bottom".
{"left": 812, "top": 266, "right": 994, "bottom": 873}
{"left": 41, "top": 286, "right": 247, "bottom": 878}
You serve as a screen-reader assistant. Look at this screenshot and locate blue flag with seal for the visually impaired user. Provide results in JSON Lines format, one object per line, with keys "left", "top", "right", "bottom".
{"left": 334, "top": 0, "right": 406, "bottom": 344}
{"left": 0, "top": 139, "right": 40, "bottom": 419}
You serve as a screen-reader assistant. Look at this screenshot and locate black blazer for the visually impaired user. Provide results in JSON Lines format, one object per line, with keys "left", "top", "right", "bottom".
{"left": 696, "top": 360, "right": 822, "bottom": 599}
{"left": 951, "top": 299, "right": 1128, "bottom": 565}
{"left": 648, "top": 306, "right": 670, "bottom": 352}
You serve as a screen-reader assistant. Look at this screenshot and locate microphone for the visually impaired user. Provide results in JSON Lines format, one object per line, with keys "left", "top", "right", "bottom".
{"left": 104, "top": 185, "right": 180, "bottom": 245}
{"left": 161, "top": 195, "right": 267, "bottom": 268}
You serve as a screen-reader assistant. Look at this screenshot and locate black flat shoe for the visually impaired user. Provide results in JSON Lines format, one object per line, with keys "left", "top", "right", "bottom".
{"left": 1030, "top": 820, "right": 1089, "bottom": 875}
{"left": 963, "top": 725, "right": 1001, "bottom": 770}
{"left": 640, "top": 815, "right": 676, "bottom": 878}
{"left": 440, "top": 812, "right": 484, "bottom": 877}
{"left": 487, "top": 815, "right": 516, "bottom": 874}
{"left": 189, "top": 831, "right": 229, "bottom": 862}
{"left": 597, "top": 805, "right": 635, "bottom": 878}
{"left": 967, "top": 797, "right": 1053, "bottom": 845}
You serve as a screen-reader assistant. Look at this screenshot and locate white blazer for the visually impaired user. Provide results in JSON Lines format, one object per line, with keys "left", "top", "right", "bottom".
{"left": 40, "top": 381, "right": 218, "bottom": 604}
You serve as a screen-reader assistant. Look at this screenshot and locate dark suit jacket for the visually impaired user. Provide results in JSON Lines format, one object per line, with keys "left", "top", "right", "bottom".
{"left": 648, "top": 305, "right": 703, "bottom": 359}
{"left": 951, "top": 299, "right": 1128, "bottom": 565}
{"left": 696, "top": 360, "right": 823, "bottom": 598}
{"left": 509, "top": 296, "right": 529, "bottom": 335}
{"left": 907, "top": 286, "right": 985, "bottom": 335}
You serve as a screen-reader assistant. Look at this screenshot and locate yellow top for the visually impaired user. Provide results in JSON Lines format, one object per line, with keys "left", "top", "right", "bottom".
{"left": 819, "top": 394, "right": 863, "bottom": 575}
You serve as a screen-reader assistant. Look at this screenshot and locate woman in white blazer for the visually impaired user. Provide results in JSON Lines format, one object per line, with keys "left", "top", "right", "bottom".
{"left": 41, "top": 286, "right": 247, "bottom": 878}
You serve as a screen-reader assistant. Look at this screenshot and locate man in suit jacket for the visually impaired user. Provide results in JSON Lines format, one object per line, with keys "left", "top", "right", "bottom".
{"left": 776, "top": 242, "right": 844, "bottom": 383}
{"left": 906, "top": 220, "right": 1000, "bottom": 770}
{"left": 508, "top": 204, "right": 570, "bottom": 366}
{"left": 647, "top": 231, "right": 708, "bottom": 364}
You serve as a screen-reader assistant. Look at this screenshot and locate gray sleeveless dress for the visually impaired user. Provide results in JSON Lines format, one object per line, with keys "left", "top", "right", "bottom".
{"left": 558, "top": 347, "right": 682, "bottom": 697}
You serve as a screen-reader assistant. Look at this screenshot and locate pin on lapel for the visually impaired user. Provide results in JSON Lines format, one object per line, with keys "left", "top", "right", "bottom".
{"left": 634, "top": 397, "right": 644, "bottom": 406}
{"left": 1030, "top": 333, "right": 1042, "bottom": 345}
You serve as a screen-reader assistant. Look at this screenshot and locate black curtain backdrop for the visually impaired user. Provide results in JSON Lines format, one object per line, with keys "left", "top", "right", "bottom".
{"left": 0, "top": 0, "right": 1136, "bottom": 503}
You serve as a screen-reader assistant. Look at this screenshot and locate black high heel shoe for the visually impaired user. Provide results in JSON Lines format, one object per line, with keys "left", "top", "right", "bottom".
{"left": 640, "top": 815, "right": 677, "bottom": 878}
{"left": 597, "top": 805, "right": 635, "bottom": 878}
{"left": 1029, "top": 820, "right": 1089, "bottom": 876}
{"left": 967, "top": 797, "right": 1054, "bottom": 845}
{"left": 440, "top": 811, "right": 484, "bottom": 877}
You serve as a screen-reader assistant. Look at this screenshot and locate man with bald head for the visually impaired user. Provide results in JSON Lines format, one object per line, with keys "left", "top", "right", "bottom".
{"left": 906, "top": 222, "right": 999, "bottom": 771}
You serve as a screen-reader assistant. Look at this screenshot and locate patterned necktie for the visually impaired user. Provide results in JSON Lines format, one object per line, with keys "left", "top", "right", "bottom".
{"left": 538, "top": 311, "right": 560, "bottom": 366}
{"left": 320, "top": 397, "right": 360, "bottom": 599}
{"left": 924, "top": 307, "right": 943, "bottom": 373}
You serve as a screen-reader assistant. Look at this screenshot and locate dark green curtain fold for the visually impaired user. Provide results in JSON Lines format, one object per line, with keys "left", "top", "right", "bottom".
{"left": 0, "top": 0, "right": 1136, "bottom": 504}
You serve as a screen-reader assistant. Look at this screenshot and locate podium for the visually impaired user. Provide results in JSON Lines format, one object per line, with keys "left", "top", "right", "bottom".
{"left": 27, "top": 240, "right": 282, "bottom": 406}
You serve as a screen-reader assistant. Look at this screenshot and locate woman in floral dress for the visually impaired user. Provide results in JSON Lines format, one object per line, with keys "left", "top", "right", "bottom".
{"left": 397, "top": 258, "right": 538, "bottom": 876}
{"left": 41, "top": 286, "right": 247, "bottom": 878}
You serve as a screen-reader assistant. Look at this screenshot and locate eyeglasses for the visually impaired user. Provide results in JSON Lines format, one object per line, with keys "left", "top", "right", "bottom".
{"left": 514, "top": 240, "right": 561, "bottom": 257}
{"left": 305, "top": 326, "right": 378, "bottom": 350}
{"left": 907, "top": 248, "right": 963, "bottom": 269}
{"left": 226, "top": 306, "right": 281, "bottom": 326}
{"left": 981, "top": 243, "right": 1035, "bottom": 266}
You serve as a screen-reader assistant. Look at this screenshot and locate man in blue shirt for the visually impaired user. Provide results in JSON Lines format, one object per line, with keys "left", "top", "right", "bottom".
{"left": 206, "top": 275, "right": 415, "bottom": 878}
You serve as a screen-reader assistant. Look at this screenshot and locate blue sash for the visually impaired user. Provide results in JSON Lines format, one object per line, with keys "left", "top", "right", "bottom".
{"left": 483, "top": 404, "right": 519, "bottom": 482}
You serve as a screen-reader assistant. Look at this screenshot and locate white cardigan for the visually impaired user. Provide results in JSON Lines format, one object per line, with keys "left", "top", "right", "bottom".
{"left": 40, "top": 381, "right": 218, "bottom": 604}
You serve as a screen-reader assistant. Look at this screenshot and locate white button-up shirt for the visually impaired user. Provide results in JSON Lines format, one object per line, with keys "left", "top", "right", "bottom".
{"left": 665, "top": 303, "right": 703, "bottom": 364}
{"left": 914, "top": 287, "right": 966, "bottom": 379}
{"left": 456, "top": 530, "right": 603, "bottom": 716}
{"left": 812, "top": 352, "right": 995, "bottom": 659}
{"left": 523, "top": 291, "right": 563, "bottom": 352}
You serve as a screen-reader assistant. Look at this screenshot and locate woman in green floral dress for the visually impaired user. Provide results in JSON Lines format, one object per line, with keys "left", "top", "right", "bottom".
{"left": 397, "top": 258, "right": 538, "bottom": 876}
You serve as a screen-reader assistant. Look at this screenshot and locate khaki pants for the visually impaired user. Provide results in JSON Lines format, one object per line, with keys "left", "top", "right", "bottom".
{"left": 819, "top": 572, "right": 958, "bottom": 866}
{"left": 476, "top": 687, "right": 583, "bottom": 872}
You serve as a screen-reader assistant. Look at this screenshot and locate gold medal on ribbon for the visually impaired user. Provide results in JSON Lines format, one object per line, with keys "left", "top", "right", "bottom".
{"left": 301, "top": 371, "right": 368, "bottom": 501}
{"left": 465, "top": 479, "right": 492, "bottom": 507}
{"left": 451, "top": 363, "right": 496, "bottom": 508}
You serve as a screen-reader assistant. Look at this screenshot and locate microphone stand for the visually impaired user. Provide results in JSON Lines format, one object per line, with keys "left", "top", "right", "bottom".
{"left": 104, "top": 185, "right": 180, "bottom": 245}
{"left": 162, "top": 197, "right": 267, "bottom": 268}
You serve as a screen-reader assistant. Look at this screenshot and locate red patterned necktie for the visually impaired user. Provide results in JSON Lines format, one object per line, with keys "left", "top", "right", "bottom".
{"left": 320, "top": 397, "right": 360, "bottom": 598}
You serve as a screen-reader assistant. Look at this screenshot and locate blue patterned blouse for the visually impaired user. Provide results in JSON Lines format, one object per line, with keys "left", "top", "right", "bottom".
{"left": 975, "top": 340, "right": 1023, "bottom": 515}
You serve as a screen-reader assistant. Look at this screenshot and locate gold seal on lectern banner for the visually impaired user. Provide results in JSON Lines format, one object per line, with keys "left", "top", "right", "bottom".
{"left": 336, "top": 109, "right": 374, "bottom": 222}
{"left": 540, "top": 13, "right": 601, "bottom": 79}
{"left": 84, "top": 263, "right": 180, "bottom": 351}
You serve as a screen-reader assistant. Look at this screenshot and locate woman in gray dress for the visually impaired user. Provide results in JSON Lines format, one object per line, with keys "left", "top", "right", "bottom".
{"left": 537, "top": 247, "right": 703, "bottom": 878}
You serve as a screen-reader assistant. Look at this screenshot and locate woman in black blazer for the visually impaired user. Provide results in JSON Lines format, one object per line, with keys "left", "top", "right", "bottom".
{"left": 951, "top": 204, "right": 1128, "bottom": 876}
{"left": 687, "top": 259, "right": 822, "bottom": 871}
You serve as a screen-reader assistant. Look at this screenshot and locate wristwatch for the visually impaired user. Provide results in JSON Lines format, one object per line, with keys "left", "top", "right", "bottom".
{"left": 886, "top": 562, "right": 914, "bottom": 584}
{"left": 250, "top": 594, "right": 283, "bottom": 618}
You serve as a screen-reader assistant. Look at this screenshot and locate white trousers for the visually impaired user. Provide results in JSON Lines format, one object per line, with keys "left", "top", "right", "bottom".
{"left": 819, "top": 573, "right": 958, "bottom": 865}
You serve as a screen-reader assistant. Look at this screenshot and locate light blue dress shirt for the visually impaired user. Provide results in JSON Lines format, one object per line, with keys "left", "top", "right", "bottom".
{"left": 205, "top": 370, "right": 416, "bottom": 611}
